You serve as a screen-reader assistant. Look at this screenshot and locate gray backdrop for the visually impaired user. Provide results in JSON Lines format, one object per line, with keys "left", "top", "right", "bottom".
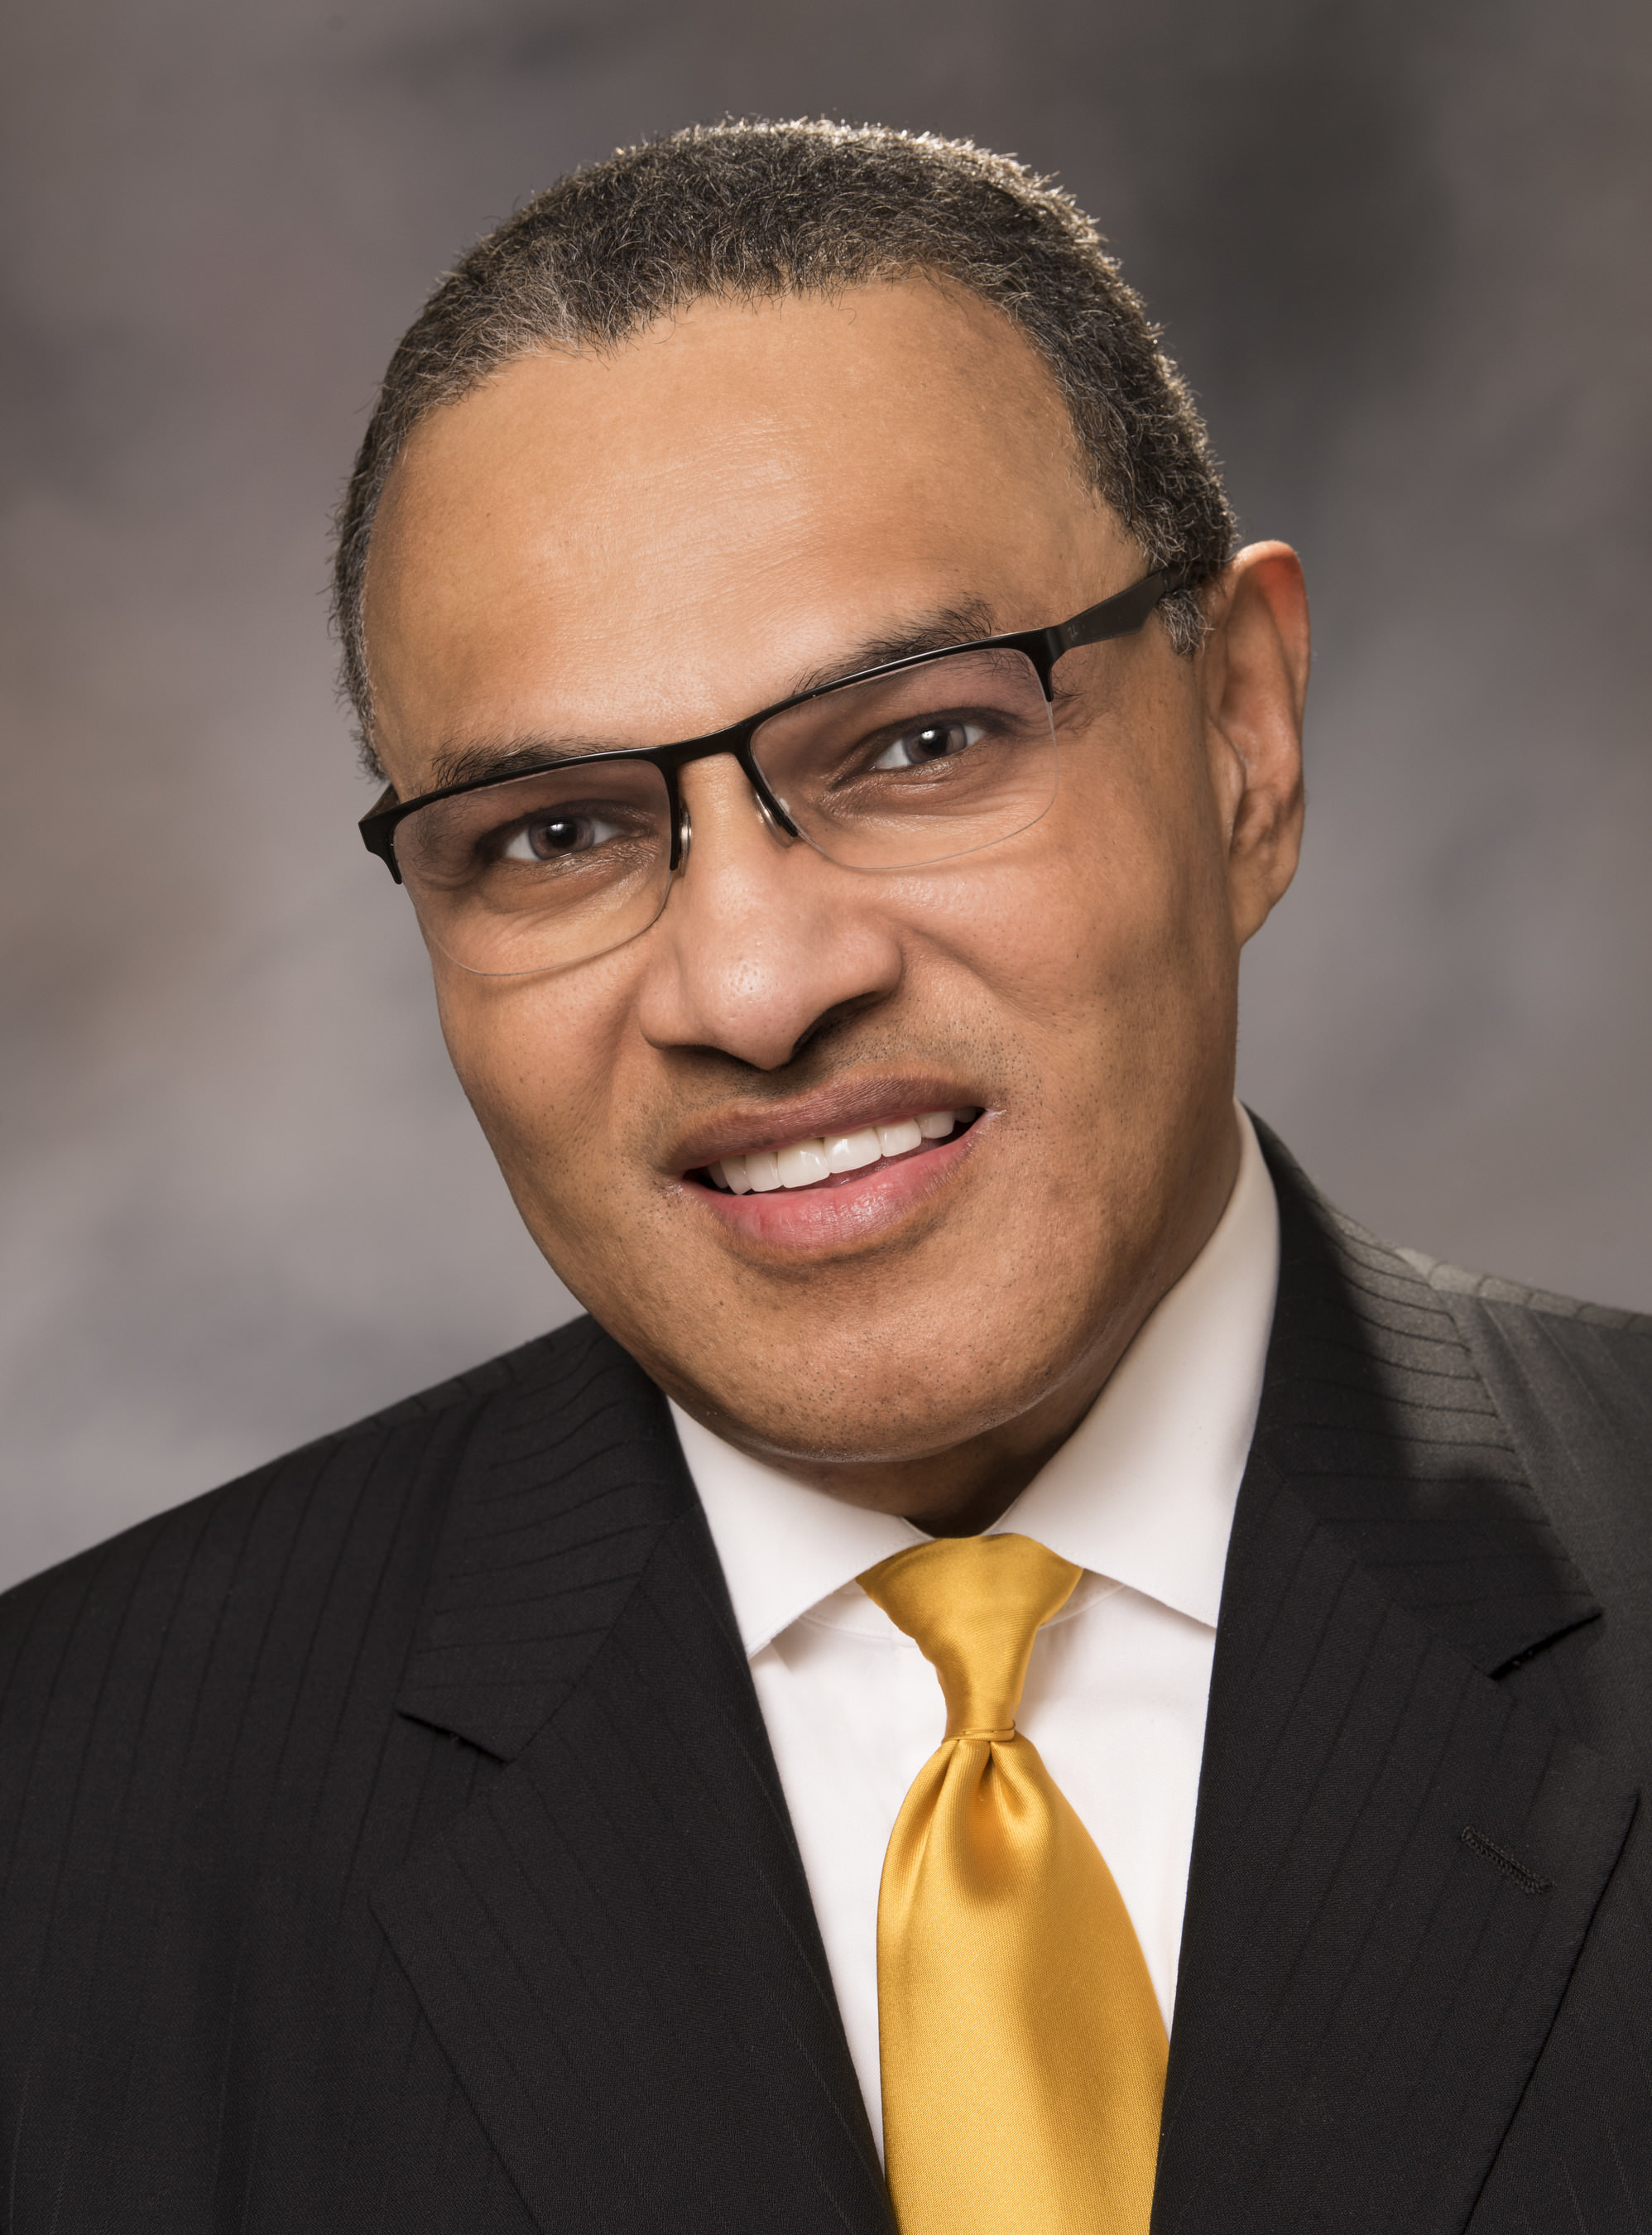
{"left": 2, "top": 0, "right": 1648, "bottom": 1591}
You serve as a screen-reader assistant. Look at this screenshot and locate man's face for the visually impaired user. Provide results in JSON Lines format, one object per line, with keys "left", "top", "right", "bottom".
{"left": 363, "top": 280, "right": 1305, "bottom": 1516}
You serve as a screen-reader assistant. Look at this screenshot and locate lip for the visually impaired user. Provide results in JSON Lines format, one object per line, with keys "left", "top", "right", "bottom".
{"left": 666, "top": 1076, "right": 982, "bottom": 1175}
{"left": 679, "top": 1108, "right": 987, "bottom": 1253}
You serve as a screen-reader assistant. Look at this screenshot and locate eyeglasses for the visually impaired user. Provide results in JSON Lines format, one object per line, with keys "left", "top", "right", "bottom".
{"left": 359, "top": 564, "right": 1188, "bottom": 978}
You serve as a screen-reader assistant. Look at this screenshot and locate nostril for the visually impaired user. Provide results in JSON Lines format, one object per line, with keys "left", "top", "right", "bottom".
{"left": 786, "top": 991, "right": 887, "bottom": 1065}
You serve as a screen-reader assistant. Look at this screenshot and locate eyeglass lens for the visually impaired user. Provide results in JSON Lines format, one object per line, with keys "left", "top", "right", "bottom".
{"left": 390, "top": 644, "right": 1058, "bottom": 976}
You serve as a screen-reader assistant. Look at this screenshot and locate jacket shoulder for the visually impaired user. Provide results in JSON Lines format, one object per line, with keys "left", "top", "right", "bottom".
{"left": 0, "top": 1313, "right": 609, "bottom": 1705}
{"left": 1398, "top": 1247, "right": 1652, "bottom": 1339}
{"left": 1252, "top": 1118, "right": 1650, "bottom": 1613}
{"left": 1395, "top": 1245, "right": 1650, "bottom": 1457}
{"left": 1398, "top": 1247, "right": 1651, "bottom": 1436}
{"left": 1394, "top": 1248, "right": 1650, "bottom": 1626}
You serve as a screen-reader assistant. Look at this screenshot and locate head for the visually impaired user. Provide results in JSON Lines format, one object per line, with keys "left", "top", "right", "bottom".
{"left": 339, "top": 122, "right": 1309, "bottom": 1531}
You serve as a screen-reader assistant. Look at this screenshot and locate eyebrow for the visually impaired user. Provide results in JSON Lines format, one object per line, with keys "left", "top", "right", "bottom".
{"left": 789, "top": 598, "right": 999, "bottom": 694}
{"left": 422, "top": 596, "right": 1003, "bottom": 793}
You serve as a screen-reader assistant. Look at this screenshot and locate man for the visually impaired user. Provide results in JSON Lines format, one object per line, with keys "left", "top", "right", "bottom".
{"left": 0, "top": 120, "right": 1646, "bottom": 2234}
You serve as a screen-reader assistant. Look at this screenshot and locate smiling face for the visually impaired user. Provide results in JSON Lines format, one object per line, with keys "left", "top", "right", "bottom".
{"left": 363, "top": 277, "right": 1308, "bottom": 1529}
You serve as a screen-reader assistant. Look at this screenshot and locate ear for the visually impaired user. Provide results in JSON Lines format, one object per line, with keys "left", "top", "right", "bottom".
{"left": 1197, "top": 541, "right": 1309, "bottom": 945}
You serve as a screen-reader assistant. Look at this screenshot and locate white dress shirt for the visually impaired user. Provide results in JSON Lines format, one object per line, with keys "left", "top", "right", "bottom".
{"left": 670, "top": 1105, "right": 1279, "bottom": 2152}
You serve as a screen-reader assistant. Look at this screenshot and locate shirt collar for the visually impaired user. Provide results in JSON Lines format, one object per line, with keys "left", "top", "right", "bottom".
{"left": 671, "top": 1104, "right": 1279, "bottom": 1656}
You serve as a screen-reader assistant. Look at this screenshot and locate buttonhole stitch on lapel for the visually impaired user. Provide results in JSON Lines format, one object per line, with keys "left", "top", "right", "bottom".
{"left": 1460, "top": 1825, "right": 1553, "bottom": 1895}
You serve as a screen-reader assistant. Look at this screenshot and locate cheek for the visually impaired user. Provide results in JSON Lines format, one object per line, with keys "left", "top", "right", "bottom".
{"left": 430, "top": 968, "right": 627, "bottom": 1218}
{"left": 901, "top": 757, "right": 1237, "bottom": 1173}
{"left": 1054, "top": 714, "right": 1234, "bottom": 1003}
{"left": 925, "top": 794, "right": 1229, "bottom": 1044}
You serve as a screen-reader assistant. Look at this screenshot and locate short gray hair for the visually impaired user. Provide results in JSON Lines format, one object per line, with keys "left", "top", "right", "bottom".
{"left": 334, "top": 120, "right": 1237, "bottom": 771}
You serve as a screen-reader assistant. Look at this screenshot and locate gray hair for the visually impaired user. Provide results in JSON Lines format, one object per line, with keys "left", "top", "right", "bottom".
{"left": 334, "top": 119, "right": 1237, "bottom": 771}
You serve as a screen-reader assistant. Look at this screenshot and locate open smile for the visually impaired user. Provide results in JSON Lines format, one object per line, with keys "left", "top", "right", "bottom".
{"left": 675, "top": 1094, "right": 988, "bottom": 1248}
{"left": 694, "top": 1108, "right": 978, "bottom": 1194}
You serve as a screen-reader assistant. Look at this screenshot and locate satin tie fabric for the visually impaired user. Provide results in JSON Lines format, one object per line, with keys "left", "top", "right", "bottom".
{"left": 858, "top": 1532, "right": 1167, "bottom": 2235}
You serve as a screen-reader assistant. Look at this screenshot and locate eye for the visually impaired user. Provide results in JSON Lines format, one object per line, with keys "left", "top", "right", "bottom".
{"left": 499, "top": 808, "right": 626, "bottom": 862}
{"left": 868, "top": 718, "right": 987, "bottom": 771}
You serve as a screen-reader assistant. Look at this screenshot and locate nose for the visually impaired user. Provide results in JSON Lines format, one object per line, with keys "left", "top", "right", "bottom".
{"left": 632, "top": 753, "right": 905, "bottom": 1070}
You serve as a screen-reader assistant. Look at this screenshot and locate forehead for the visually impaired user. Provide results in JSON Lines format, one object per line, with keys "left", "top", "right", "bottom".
{"left": 363, "top": 278, "right": 1128, "bottom": 776}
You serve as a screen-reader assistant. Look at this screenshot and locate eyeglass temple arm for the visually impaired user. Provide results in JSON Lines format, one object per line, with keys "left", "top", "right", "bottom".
{"left": 1049, "top": 564, "right": 1195, "bottom": 656}
{"left": 360, "top": 784, "right": 403, "bottom": 876}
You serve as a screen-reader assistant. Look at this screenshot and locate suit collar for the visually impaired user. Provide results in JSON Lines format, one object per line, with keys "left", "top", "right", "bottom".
{"left": 1152, "top": 1125, "right": 1632, "bottom": 2233}
{"left": 1247, "top": 1117, "right": 1599, "bottom": 1673}
{"left": 394, "top": 1317, "right": 699, "bottom": 1761}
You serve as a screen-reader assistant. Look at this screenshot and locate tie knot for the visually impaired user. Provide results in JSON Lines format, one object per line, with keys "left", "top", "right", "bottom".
{"left": 859, "top": 1533, "right": 1082, "bottom": 1738}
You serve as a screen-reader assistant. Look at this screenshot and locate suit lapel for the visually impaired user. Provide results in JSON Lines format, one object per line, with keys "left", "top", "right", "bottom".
{"left": 373, "top": 1321, "right": 890, "bottom": 2234}
{"left": 1152, "top": 1132, "right": 1636, "bottom": 2233}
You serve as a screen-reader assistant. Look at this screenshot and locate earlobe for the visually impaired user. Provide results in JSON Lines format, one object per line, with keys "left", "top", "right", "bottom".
{"left": 1201, "top": 541, "right": 1309, "bottom": 944}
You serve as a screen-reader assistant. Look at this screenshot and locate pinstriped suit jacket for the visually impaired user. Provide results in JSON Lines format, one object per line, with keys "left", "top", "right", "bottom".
{"left": 0, "top": 1126, "right": 1648, "bottom": 2232}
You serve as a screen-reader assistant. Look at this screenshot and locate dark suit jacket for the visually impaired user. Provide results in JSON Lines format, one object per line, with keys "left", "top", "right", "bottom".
{"left": 1, "top": 1129, "right": 1649, "bottom": 2233}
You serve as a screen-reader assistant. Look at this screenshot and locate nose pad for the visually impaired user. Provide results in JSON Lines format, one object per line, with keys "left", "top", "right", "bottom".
{"left": 670, "top": 757, "right": 799, "bottom": 883}
{"left": 753, "top": 789, "right": 797, "bottom": 844}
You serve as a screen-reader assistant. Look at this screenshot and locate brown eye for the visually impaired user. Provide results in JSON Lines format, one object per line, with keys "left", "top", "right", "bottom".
{"left": 869, "top": 719, "right": 985, "bottom": 771}
{"left": 501, "top": 810, "right": 624, "bottom": 861}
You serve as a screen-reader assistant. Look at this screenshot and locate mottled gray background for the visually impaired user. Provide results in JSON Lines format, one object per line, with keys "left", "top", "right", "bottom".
{"left": 2, "top": 0, "right": 1647, "bottom": 1590}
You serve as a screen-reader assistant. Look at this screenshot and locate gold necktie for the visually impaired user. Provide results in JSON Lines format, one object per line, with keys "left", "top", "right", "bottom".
{"left": 859, "top": 1532, "right": 1167, "bottom": 2235}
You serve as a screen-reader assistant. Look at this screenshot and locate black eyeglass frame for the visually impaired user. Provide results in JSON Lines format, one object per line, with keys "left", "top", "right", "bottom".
{"left": 358, "top": 563, "right": 1192, "bottom": 882}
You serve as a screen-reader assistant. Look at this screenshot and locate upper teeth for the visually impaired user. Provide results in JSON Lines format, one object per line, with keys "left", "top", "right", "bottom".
{"left": 711, "top": 1109, "right": 972, "bottom": 1194}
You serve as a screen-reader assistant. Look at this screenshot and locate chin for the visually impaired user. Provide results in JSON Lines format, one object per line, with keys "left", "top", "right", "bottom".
{"left": 675, "top": 1322, "right": 1068, "bottom": 1467}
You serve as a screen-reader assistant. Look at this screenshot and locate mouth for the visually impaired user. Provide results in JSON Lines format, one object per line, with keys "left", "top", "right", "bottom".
{"left": 690, "top": 1107, "right": 980, "bottom": 1196}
